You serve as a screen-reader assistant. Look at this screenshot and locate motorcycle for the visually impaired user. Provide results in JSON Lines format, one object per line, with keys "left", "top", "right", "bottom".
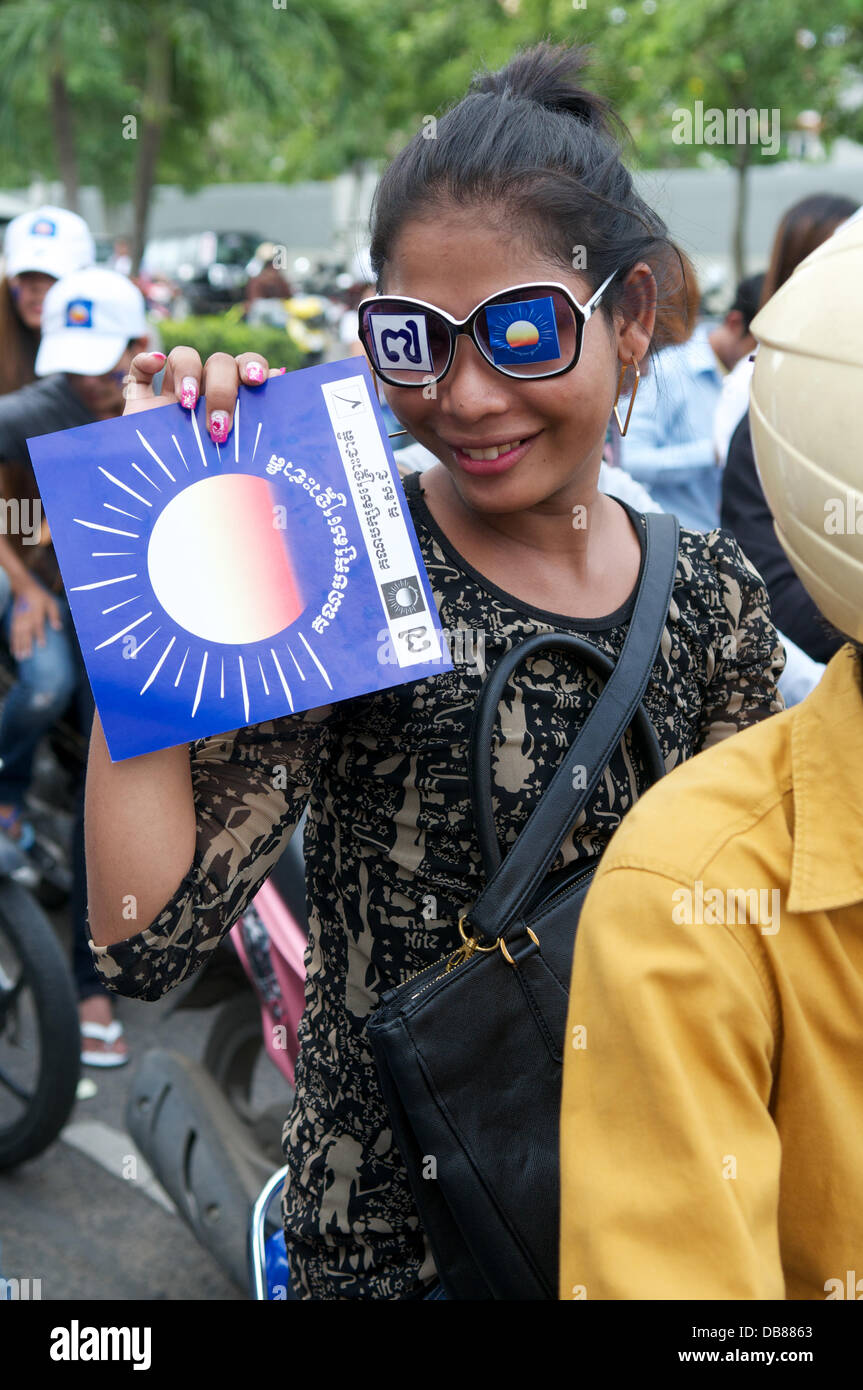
{"left": 127, "top": 816, "right": 309, "bottom": 1297}
{"left": 0, "top": 831, "right": 81, "bottom": 1170}
{"left": 0, "top": 638, "right": 88, "bottom": 1169}
{"left": 0, "top": 648, "right": 80, "bottom": 910}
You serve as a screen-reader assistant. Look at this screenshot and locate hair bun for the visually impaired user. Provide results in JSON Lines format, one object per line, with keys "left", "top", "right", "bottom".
{"left": 471, "top": 40, "right": 617, "bottom": 138}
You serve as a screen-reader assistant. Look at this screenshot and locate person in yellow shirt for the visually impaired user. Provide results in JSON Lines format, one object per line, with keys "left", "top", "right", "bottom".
{"left": 560, "top": 208, "right": 863, "bottom": 1301}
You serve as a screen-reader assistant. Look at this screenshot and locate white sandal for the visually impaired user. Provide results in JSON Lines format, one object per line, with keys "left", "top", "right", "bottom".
{"left": 80, "top": 1019, "right": 129, "bottom": 1068}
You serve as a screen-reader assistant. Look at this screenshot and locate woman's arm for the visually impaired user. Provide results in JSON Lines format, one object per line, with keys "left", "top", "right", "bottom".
{"left": 83, "top": 343, "right": 313, "bottom": 993}
{"left": 0, "top": 535, "right": 64, "bottom": 659}
{"left": 85, "top": 711, "right": 196, "bottom": 948}
{"left": 85, "top": 701, "right": 339, "bottom": 1000}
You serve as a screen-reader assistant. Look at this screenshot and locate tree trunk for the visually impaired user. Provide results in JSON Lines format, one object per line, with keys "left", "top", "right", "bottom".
{"left": 49, "top": 50, "right": 79, "bottom": 212}
{"left": 732, "top": 135, "right": 750, "bottom": 284}
{"left": 349, "top": 158, "right": 366, "bottom": 270}
{"left": 131, "top": 33, "right": 172, "bottom": 277}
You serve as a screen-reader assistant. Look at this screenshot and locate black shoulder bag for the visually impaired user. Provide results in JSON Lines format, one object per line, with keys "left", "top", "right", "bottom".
{"left": 367, "top": 510, "right": 679, "bottom": 1300}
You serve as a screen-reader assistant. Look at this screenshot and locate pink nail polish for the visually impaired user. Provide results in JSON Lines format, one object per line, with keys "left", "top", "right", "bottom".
{"left": 278, "top": 367, "right": 287, "bottom": 375}
{"left": 246, "top": 363, "right": 265, "bottom": 384}
{"left": 209, "top": 410, "right": 229, "bottom": 443}
{"left": 150, "top": 352, "right": 167, "bottom": 363}
{"left": 180, "top": 377, "right": 198, "bottom": 409}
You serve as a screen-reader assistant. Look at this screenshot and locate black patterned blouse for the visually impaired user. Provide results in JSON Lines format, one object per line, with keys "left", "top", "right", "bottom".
{"left": 89, "top": 467, "right": 785, "bottom": 1299}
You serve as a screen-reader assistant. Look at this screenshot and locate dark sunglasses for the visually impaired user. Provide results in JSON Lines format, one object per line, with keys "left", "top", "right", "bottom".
{"left": 357, "top": 270, "right": 620, "bottom": 388}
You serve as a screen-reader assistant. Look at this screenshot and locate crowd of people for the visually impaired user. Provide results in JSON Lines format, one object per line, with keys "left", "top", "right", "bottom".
{"left": 0, "top": 213, "right": 158, "bottom": 1064}
{"left": 1, "top": 37, "right": 860, "bottom": 1300}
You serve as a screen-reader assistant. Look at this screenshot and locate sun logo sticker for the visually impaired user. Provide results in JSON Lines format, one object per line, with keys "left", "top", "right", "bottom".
{"left": 484, "top": 296, "right": 561, "bottom": 367}
{"left": 382, "top": 575, "right": 426, "bottom": 618}
{"left": 505, "top": 320, "right": 540, "bottom": 348}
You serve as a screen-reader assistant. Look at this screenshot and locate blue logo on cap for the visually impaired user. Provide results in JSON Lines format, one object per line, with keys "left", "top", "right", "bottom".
{"left": 65, "top": 299, "right": 93, "bottom": 329}
{"left": 30, "top": 217, "right": 57, "bottom": 237}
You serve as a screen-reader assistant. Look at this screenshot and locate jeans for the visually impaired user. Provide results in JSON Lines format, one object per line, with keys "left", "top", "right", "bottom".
{"left": 0, "top": 573, "right": 79, "bottom": 804}
{"left": 0, "top": 569, "right": 102, "bottom": 1000}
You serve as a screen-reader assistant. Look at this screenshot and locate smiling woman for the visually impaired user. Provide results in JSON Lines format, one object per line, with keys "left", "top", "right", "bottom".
{"left": 84, "top": 39, "right": 786, "bottom": 1301}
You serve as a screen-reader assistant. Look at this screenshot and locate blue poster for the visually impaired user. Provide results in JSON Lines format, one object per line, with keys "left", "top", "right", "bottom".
{"left": 28, "top": 358, "right": 452, "bottom": 761}
{"left": 484, "top": 295, "right": 561, "bottom": 366}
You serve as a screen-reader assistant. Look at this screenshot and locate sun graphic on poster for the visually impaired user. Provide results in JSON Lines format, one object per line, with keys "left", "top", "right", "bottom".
{"left": 65, "top": 398, "right": 335, "bottom": 727}
{"left": 29, "top": 361, "right": 452, "bottom": 762}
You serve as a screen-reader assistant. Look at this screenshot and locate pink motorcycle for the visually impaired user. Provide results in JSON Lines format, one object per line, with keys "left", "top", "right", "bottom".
{"left": 127, "top": 825, "right": 309, "bottom": 1297}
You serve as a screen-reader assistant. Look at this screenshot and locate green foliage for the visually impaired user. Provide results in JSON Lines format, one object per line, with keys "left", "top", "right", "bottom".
{"left": 1, "top": 0, "right": 860, "bottom": 268}
{"left": 0, "top": 1, "right": 136, "bottom": 190}
{"left": 159, "top": 317, "right": 307, "bottom": 372}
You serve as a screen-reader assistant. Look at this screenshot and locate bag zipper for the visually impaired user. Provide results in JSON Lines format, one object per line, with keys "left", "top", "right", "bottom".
{"left": 399, "top": 943, "right": 472, "bottom": 999}
{"left": 392, "top": 865, "right": 598, "bottom": 1003}
{"left": 394, "top": 915, "right": 495, "bottom": 1000}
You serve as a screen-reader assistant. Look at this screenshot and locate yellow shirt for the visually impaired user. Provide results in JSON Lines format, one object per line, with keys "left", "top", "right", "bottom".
{"left": 560, "top": 646, "right": 863, "bottom": 1301}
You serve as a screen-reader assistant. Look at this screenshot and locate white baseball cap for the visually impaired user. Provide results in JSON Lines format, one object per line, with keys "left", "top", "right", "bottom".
{"left": 4, "top": 205, "right": 95, "bottom": 281}
{"left": 35, "top": 267, "right": 148, "bottom": 377}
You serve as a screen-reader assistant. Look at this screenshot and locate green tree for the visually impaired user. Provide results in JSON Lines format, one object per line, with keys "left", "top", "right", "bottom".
{"left": 0, "top": 1, "right": 134, "bottom": 208}
{"left": 355, "top": 0, "right": 863, "bottom": 278}
{"left": 1, "top": 0, "right": 860, "bottom": 279}
{"left": 580, "top": 0, "right": 863, "bottom": 278}
{"left": 0, "top": 0, "right": 370, "bottom": 269}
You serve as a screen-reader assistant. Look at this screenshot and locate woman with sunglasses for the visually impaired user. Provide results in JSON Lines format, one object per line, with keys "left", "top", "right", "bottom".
{"left": 85, "top": 41, "right": 785, "bottom": 1300}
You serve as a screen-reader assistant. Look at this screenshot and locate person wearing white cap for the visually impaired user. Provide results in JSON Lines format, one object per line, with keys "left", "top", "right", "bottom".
{"left": 0, "top": 205, "right": 95, "bottom": 398}
{"left": 0, "top": 266, "right": 150, "bottom": 1066}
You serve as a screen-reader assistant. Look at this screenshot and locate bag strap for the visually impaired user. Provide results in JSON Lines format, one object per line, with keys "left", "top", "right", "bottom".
{"left": 464, "top": 509, "right": 679, "bottom": 942}
{"left": 468, "top": 633, "right": 667, "bottom": 881}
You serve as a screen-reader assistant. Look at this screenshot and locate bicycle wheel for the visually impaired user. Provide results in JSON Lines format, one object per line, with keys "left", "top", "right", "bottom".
{"left": 0, "top": 879, "right": 81, "bottom": 1169}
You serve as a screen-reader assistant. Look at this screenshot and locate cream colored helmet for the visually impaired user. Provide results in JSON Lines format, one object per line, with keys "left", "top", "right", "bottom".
{"left": 749, "top": 207, "right": 863, "bottom": 642}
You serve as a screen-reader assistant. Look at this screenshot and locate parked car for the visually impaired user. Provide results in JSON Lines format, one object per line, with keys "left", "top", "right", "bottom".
{"left": 140, "top": 231, "right": 263, "bottom": 316}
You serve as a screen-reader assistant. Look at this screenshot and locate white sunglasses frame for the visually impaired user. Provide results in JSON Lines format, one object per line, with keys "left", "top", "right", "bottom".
{"left": 357, "top": 267, "right": 621, "bottom": 387}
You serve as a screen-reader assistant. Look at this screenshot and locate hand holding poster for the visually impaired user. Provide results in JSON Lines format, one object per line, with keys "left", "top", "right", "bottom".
{"left": 27, "top": 358, "right": 451, "bottom": 761}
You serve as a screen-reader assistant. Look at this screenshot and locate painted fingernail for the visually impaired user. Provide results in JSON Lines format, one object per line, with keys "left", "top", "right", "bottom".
{"left": 150, "top": 352, "right": 167, "bottom": 363}
{"left": 180, "top": 377, "right": 198, "bottom": 409}
{"left": 209, "top": 410, "right": 230, "bottom": 443}
{"left": 245, "top": 363, "right": 265, "bottom": 384}
{"left": 278, "top": 367, "right": 287, "bottom": 375}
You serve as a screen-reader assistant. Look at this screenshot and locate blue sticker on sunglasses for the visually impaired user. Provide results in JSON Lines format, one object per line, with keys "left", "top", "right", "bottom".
{"left": 368, "top": 313, "right": 433, "bottom": 373}
{"left": 485, "top": 296, "right": 561, "bottom": 366}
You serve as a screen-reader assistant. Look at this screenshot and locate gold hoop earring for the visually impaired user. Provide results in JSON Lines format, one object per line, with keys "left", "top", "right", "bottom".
{"left": 613, "top": 356, "right": 640, "bottom": 437}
